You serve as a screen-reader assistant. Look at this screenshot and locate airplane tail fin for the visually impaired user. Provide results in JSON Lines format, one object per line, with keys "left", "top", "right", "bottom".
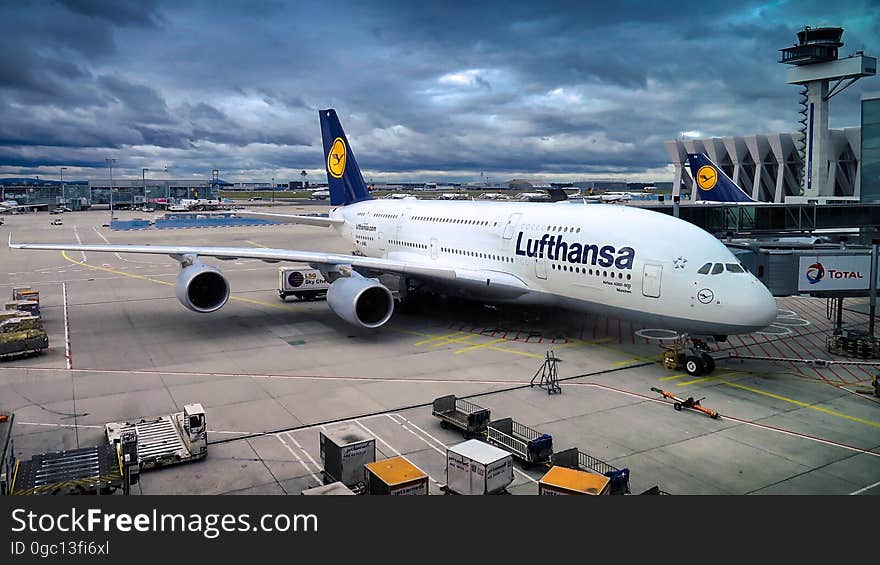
{"left": 686, "top": 153, "right": 756, "bottom": 203}
{"left": 320, "top": 109, "right": 372, "bottom": 206}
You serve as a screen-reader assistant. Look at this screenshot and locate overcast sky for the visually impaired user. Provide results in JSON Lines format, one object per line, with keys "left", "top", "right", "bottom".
{"left": 1, "top": 0, "right": 877, "bottom": 184}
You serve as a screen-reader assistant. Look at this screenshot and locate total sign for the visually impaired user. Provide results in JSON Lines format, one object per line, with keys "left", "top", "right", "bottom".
{"left": 798, "top": 255, "right": 870, "bottom": 291}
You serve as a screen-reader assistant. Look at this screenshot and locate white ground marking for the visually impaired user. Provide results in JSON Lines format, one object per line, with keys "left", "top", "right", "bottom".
{"left": 62, "top": 282, "right": 72, "bottom": 370}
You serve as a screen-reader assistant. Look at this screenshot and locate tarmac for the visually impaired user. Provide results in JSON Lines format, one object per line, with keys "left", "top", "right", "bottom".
{"left": 1, "top": 206, "right": 878, "bottom": 495}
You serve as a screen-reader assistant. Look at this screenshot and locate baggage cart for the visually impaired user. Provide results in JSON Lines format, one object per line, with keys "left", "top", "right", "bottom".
{"left": 431, "top": 395, "right": 491, "bottom": 437}
{"left": 485, "top": 418, "right": 553, "bottom": 466}
{"left": 551, "top": 447, "right": 631, "bottom": 495}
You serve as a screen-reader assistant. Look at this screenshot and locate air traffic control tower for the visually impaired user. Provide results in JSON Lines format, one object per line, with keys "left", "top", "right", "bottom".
{"left": 780, "top": 26, "right": 876, "bottom": 200}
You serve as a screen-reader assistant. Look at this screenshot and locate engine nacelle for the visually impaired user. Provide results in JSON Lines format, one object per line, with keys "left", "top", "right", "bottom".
{"left": 176, "top": 261, "right": 230, "bottom": 313}
{"left": 326, "top": 275, "right": 394, "bottom": 329}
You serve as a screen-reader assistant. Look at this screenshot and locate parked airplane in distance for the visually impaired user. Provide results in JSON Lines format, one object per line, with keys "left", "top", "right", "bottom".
{"left": 9, "top": 110, "right": 778, "bottom": 376}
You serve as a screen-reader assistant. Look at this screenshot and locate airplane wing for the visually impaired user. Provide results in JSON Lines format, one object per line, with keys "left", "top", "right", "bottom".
{"left": 7, "top": 235, "right": 530, "bottom": 297}
{"left": 232, "top": 209, "right": 345, "bottom": 227}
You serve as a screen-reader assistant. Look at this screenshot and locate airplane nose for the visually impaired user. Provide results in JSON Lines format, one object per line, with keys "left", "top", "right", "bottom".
{"left": 747, "top": 282, "right": 778, "bottom": 330}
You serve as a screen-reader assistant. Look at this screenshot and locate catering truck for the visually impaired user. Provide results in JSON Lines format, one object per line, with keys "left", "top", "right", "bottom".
{"left": 278, "top": 267, "right": 330, "bottom": 301}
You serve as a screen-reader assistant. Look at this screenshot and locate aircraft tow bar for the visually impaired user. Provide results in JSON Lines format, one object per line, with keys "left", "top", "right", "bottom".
{"left": 650, "top": 387, "right": 720, "bottom": 419}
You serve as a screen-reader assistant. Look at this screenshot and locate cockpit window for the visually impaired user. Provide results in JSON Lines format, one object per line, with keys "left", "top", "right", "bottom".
{"left": 697, "top": 263, "right": 712, "bottom": 275}
{"left": 711, "top": 263, "right": 724, "bottom": 275}
{"left": 726, "top": 263, "right": 745, "bottom": 273}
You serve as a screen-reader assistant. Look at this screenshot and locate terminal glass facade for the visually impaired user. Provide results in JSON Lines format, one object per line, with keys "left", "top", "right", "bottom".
{"left": 863, "top": 93, "right": 880, "bottom": 203}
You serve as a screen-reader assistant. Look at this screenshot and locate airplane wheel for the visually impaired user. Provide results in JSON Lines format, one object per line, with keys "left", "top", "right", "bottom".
{"left": 701, "top": 353, "right": 715, "bottom": 374}
{"left": 673, "top": 403, "right": 682, "bottom": 411}
{"left": 684, "top": 356, "right": 704, "bottom": 376}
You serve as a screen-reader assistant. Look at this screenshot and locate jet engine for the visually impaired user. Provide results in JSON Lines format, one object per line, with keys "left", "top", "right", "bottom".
{"left": 326, "top": 274, "right": 394, "bottom": 328}
{"left": 175, "top": 261, "right": 230, "bottom": 313}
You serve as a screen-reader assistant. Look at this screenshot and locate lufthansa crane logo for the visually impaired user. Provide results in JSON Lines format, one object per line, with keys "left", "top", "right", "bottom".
{"left": 327, "top": 137, "right": 346, "bottom": 179}
{"left": 696, "top": 165, "right": 717, "bottom": 191}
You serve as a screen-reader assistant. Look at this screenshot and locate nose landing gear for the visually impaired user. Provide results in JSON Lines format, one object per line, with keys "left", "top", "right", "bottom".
{"left": 662, "top": 336, "right": 717, "bottom": 376}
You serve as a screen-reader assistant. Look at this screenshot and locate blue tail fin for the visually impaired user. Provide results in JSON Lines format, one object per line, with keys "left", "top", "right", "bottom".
{"left": 320, "top": 109, "right": 372, "bottom": 206}
{"left": 686, "top": 153, "right": 756, "bottom": 203}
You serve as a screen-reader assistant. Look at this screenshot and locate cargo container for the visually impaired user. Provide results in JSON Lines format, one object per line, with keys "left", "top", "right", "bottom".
{"left": 301, "top": 481, "right": 356, "bottom": 495}
{"left": 445, "top": 439, "right": 513, "bottom": 495}
{"left": 12, "top": 288, "right": 39, "bottom": 305}
{"left": 5, "top": 300, "right": 39, "bottom": 318}
{"left": 365, "top": 456, "right": 429, "bottom": 495}
{"left": 320, "top": 424, "right": 376, "bottom": 490}
{"left": 278, "top": 266, "right": 330, "bottom": 301}
{"left": 432, "top": 395, "right": 491, "bottom": 438}
{"left": 486, "top": 418, "right": 553, "bottom": 465}
{"left": 539, "top": 466, "right": 611, "bottom": 495}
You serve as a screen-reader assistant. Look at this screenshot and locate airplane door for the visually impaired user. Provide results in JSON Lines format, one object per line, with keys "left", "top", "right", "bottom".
{"left": 503, "top": 213, "right": 521, "bottom": 239}
{"left": 535, "top": 256, "right": 547, "bottom": 280}
{"left": 430, "top": 238, "right": 438, "bottom": 259}
{"left": 397, "top": 208, "right": 410, "bottom": 237}
{"left": 378, "top": 232, "right": 386, "bottom": 253}
{"left": 642, "top": 264, "right": 662, "bottom": 298}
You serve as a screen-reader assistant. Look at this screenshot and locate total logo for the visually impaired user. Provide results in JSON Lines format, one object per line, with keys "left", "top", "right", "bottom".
{"left": 805, "top": 262, "right": 863, "bottom": 284}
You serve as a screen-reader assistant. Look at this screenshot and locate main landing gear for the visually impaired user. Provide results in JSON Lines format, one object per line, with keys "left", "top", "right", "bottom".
{"left": 662, "top": 336, "right": 717, "bottom": 377}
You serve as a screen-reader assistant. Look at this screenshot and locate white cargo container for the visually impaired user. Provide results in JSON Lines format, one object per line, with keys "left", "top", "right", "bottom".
{"left": 320, "top": 424, "right": 376, "bottom": 489}
{"left": 445, "top": 439, "right": 513, "bottom": 495}
{"left": 278, "top": 266, "right": 330, "bottom": 301}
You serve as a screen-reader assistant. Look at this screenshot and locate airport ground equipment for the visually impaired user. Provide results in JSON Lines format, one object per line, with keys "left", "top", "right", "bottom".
{"left": 319, "top": 424, "right": 375, "bottom": 492}
{"left": 431, "top": 395, "right": 491, "bottom": 438}
{"left": 12, "top": 287, "right": 40, "bottom": 315}
{"left": 661, "top": 336, "right": 717, "bottom": 376}
{"left": 0, "top": 311, "right": 48, "bottom": 361}
{"left": 105, "top": 403, "right": 207, "bottom": 471}
{"left": 301, "top": 481, "right": 356, "bottom": 495}
{"left": 826, "top": 330, "right": 880, "bottom": 359}
{"left": 279, "top": 266, "right": 330, "bottom": 301}
{"left": 485, "top": 418, "right": 553, "bottom": 466}
{"left": 7, "top": 433, "right": 138, "bottom": 496}
{"left": 444, "top": 439, "right": 513, "bottom": 495}
{"left": 538, "top": 466, "right": 611, "bottom": 495}
{"left": 364, "top": 456, "right": 429, "bottom": 495}
{"left": 651, "top": 387, "right": 720, "bottom": 419}
{"left": 530, "top": 349, "right": 562, "bottom": 394}
{"left": 551, "top": 447, "right": 631, "bottom": 495}
{"left": 1, "top": 412, "right": 13, "bottom": 495}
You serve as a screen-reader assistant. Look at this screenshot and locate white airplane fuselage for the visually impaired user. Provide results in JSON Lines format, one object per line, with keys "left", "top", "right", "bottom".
{"left": 329, "top": 199, "right": 778, "bottom": 336}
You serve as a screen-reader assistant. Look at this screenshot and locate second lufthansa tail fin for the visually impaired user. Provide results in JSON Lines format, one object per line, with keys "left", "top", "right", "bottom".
{"left": 320, "top": 109, "right": 372, "bottom": 206}
{"left": 686, "top": 153, "right": 756, "bottom": 203}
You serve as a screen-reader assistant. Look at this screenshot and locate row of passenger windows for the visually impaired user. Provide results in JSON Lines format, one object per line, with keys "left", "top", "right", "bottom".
{"left": 391, "top": 240, "right": 426, "bottom": 249}
{"left": 374, "top": 213, "right": 399, "bottom": 219}
{"left": 442, "top": 247, "right": 514, "bottom": 263}
{"left": 552, "top": 263, "right": 631, "bottom": 279}
{"left": 697, "top": 262, "right": 746, "bottom": 275}
{"left": 414, "top": 216, "right": 496, "bottom": 227}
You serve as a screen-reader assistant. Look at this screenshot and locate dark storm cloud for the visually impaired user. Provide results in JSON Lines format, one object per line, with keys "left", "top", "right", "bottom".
{"left": 1, "top": 0, "right": 878, "bottom": 181}
{"left": 55, "top": 0, "right": 165, "bottom": 27}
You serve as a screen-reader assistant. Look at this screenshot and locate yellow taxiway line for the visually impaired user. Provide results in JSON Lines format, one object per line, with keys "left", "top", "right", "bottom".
{"left": 723, "top": 381, "right": 880, "bottom": 429}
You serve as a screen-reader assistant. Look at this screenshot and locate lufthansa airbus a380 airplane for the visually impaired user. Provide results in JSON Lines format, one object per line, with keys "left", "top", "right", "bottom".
{"left": 9, "top": 109, "right": 778, "bottom": 374}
